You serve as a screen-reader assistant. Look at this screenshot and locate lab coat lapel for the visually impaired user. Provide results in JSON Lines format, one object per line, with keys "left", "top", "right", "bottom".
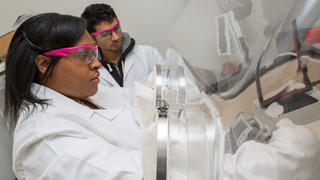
{"left": 90, "top": 85, "right": 147, "bottom": 127}
{"left": 92, "top": 108, "right": 126, "bottom": 121}
{"left": 35, "top": 84, "right": 137, "bottom": 149}
{"left": 90, "top": 85, "right": 129, "bottom": 109}
{"left": 33, "top": 84, "right": 142, "bottom": 150}
{"left": 123, "top": 52, "right": 136, "bottom": 82}
{"left": 98, "top": 67, "right": 120, "bottom": 87}
{"left": 90, "top": 85, "right": 143, "bottom": 149}
{"left": 91, "top": 108, "right": 142, "bottom": 150}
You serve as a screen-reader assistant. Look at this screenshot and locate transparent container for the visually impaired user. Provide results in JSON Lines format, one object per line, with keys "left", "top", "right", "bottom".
{"left": 154, "top": 65, "right": 224, "bottom": 180}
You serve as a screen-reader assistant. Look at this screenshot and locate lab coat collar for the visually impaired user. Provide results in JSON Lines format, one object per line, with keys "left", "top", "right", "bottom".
{"left": 31, "top": 83, "right": 94, "bottom": 120}
{"left": 88, "top": 85, "right": 134, "bottom": 121}
{"left": 92, "top": 108, "right": 127, "bottom": 121}
{"left": 123, "top": 50, "right": 136, "bottom": 82}
{"left": 89, "top": 85, "right": 130, "bottom": 109}
{"left": 32, "top": 83, "right": 130, "bottom": 122}
{"left": 98, "top": 67, "right": 119, "bottom": 87}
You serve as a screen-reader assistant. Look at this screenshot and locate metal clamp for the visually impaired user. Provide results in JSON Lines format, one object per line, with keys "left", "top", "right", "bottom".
{"left": 154, "top": 64, "right": 186, "bottom": 180}
{"left": 156, "top": 99, "right": 169, "bottom": 118}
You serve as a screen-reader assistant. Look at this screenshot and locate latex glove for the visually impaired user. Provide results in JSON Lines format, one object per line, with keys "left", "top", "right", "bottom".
{"left": 224, "top": 118, "right": 320, "bottom": 180}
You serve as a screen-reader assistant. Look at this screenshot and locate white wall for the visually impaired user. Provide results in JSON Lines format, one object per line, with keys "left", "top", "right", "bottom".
{"left": 0, "top": 0, "right": 190, "bottom": 55}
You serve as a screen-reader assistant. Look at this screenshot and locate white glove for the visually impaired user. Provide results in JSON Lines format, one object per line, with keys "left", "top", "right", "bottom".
{"left": 224, "top": 118, "right": 320, "bottom": 180}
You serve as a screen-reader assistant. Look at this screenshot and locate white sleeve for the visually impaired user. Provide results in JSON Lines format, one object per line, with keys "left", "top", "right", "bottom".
{"left": 151, "top": 46, "right": 165, "bottom": 65}
{"left": 14, "top": 130, "right": 143, "bottom": 180}
{"left": 42, "top": 137, "right": 142, "bottom": 180}
{"left": 223, "top": 118, "right": 320, "bottom": 180}
{"left": 141, "top": 45, "right": 165, "bottom": 70}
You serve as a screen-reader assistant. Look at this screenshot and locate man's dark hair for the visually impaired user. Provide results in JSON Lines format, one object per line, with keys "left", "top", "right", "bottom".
{"left": 81, "top": 3, "right": 118, "bottom": 33}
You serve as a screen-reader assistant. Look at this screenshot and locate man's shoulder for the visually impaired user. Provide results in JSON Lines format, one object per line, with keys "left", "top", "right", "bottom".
{"left": 134, "top": 44, "right": 158, "bottom": 52}
{"left": 131, "top": 45, "right": 162, "bottom": 58}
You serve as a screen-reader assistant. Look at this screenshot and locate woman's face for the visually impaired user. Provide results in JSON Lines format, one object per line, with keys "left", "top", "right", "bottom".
{"left": 45, "top": 31, "right": 102, "bottom": 99}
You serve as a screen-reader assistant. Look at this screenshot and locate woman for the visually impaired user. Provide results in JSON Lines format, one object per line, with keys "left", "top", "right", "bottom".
{"left": 4, "top": 13, "right": 144, "bottom": 179}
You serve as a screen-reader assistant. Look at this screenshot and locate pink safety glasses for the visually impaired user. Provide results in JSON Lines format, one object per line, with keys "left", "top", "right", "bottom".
{"left": 90, "top": 21, "right": 120, "bottom": 37}
{"left": 43, "top": 45, "right": 98, "bottom": 62}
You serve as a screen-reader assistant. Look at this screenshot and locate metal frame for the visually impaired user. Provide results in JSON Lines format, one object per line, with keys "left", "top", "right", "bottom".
{"left": 155, "top": 65, "right": 186, "bottom": 180}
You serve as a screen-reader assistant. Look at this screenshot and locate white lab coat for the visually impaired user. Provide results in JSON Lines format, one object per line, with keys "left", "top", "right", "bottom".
{"left": 99, "top": 45, "right": 164, "bottom": 88}
{"left": 12, "top": 84, "right": 145, "bottom": 180}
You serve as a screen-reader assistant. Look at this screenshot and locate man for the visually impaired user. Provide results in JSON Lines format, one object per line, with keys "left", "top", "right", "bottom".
{"left": 81, "top": 3, "right": 164, "bottom": 88}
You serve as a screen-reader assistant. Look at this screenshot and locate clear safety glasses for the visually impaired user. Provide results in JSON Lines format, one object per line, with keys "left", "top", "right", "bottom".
{"left": 43, "top": 45, "right": 98, "bottom": 63}
{"left": 90, "top": 21, "right": 121, "bottom": 38}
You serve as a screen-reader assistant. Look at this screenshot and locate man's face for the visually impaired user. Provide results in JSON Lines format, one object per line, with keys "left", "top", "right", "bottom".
{"left": 93, "top": 18, "right": 122, "bottom": 52}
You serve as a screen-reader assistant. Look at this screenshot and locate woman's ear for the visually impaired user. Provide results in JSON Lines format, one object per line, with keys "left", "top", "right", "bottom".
{"left": 35, "top": 55, "right": 51, "bottom": 74}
